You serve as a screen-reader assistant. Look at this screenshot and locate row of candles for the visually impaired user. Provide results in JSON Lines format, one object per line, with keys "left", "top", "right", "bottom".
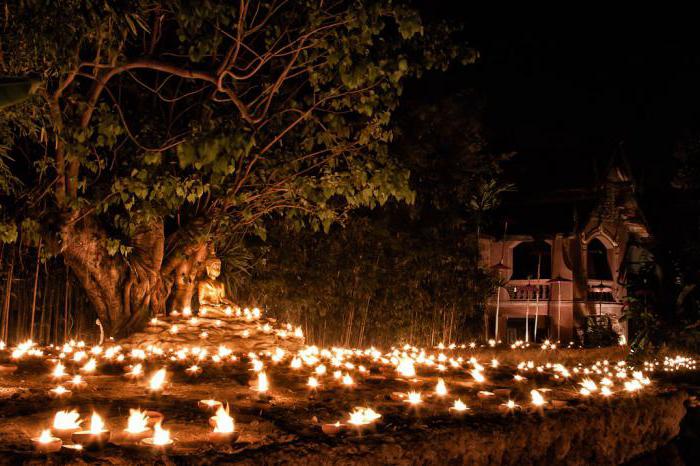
{"left": 2, "top": 314, "right": 696, "bottom": 456}
{"left": 31, "top": 338, "right": 696, "bottom": 406}
{"left": 32, "top": 401, "right": 241, "bottom": 453}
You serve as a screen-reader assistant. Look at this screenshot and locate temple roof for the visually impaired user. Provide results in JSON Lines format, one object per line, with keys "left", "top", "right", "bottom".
{"left": 486, "top": 145, "right": 649, "bottom": 239}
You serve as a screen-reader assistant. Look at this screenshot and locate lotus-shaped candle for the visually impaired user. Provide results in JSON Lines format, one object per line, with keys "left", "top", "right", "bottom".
{"left": 124, "top": 409, "right": 151, "bottom": 442}
{"left": 404, "top": 391, "right": 423, "bottom": 406}
{"left": 347, "top": 407, "right": 381, "bottom": 428}
{"left": 52, "top": 409, "right": 82, "bottom": 439}
{"left": 449, "top": 398, "right": 469, "bottom": 415}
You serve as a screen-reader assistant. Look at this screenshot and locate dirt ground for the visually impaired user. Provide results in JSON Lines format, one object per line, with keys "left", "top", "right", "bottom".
{"left": 0, "top": 338, "right": 696, "bottom": 465}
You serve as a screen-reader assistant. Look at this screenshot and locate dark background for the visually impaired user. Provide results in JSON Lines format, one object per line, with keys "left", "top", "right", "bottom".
{"left": 410, "top": 16, "right": 700, "bottom": 219}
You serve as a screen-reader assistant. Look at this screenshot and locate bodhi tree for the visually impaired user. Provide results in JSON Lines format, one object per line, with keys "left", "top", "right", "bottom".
{"left": 0, "top": 1, "right": 473, "bottom": 337}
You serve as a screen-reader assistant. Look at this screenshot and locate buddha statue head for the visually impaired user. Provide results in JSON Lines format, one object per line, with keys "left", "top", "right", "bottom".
{"left": 205, "top": 243, "right": 222, "bottom": 279}
{"left": 205, "top": 257, "right": 221, "bottom": 279}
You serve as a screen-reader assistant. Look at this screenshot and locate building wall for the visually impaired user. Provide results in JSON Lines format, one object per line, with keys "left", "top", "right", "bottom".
{"left": 481, "top": 230, "right": 627, "bottom": 344}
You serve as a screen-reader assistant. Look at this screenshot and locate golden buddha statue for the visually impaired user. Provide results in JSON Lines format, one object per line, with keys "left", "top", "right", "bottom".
{"left": 197, "top": 255, "right": 234, "bottom": 317}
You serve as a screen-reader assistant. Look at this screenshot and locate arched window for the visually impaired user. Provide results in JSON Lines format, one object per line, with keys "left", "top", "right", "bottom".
{"left": 587, "top": 238, "right": 612, "bottom": 280}
{"left": 511, "top": 241, "right": 551, "bottom": 279}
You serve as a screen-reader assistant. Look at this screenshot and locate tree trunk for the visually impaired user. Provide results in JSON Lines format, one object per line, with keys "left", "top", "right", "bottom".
{"left": 60, "top": 215, "right": 167, "bottom": 338}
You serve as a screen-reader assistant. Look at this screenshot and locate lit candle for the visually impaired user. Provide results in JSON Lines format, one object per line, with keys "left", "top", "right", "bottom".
{"left": 307, "top": 376, "right": 320, "bottom": 389}
{"left": 51, "top": 362, "right": 67, "bottom": 379}
{"left": 124, "top": 409, "right": 150, "bottom": 441}
{"left": 49, "top": 385, "right": 72, "bottom": 399}
{"left": 198, "top": 399, "right": 223, "bottom": 412}
{"left": 404, "top": 391, "right": 423, "bottom": 406}
{"left": 470, "top": 369, "right": 485, "bottom": 383}
{"left": 142, "top": 421, "right": 172, "bottom": 449}
{"left": 322, "top": 421, "right": 343, "bottom": 436}
{"left": 396, "top": 357, "right": 416, "bottom": 378}
{"left": 52, "top": 410, "right": 82, "bottom": 440}
{"left": 71, "top": 412, "right": 110, "bottom": 450}
{"left": 70, "top": 374, "right": 86, "bottom": 389}
{"left": 342, "top": 373, "right": 354, "bottom": 387}
{"left": 208, "top": 404, "right": 239, "bottom": 444}
{"left": 499, "top": 399, "right": 520, "bottom": 414}
{"left": 126, "top": 363, "right": 143, "bottom": 379}
{"left": 32, "top": 429, "right": 62, "bottom": 453}
{"left": 253, "top": 371, "right": 269, "bottom": 395}
{"left": 530, "top": 389, "right": 546, "bottom": 413}
{"left": 347, "top": 407, "right": 381, "bottom": 428}
{"left": 449, "top": 398, "right": 469, "bottom": 414}
{"left": 435, "top": 378, "right": 448, "bottom": 396}
{"left": 148, "top": 368, "right": 166, "bottom": 394}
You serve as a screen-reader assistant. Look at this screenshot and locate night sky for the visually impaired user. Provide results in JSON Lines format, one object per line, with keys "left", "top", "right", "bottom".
{"left": 412, "top": 16, "right": 700, "bottom": 235}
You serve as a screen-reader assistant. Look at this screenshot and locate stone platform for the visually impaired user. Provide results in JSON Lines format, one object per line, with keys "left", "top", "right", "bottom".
{"left": 119, "top": 311, "right": 305, "bottom": 354}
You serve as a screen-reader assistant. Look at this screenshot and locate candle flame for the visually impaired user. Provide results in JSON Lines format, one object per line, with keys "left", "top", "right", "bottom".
{"left": 81, "top": 358, "right": 97, "bottom": 373}
{"left": 435, "top": 378, "right": 448, "bottom": 396}
{"left": 152, "top": 421, "right": 170, "bottom": 445}
{"left": 342, "top": 373, "right": 354, "bottom": 386}
{"left": 470, "top": 369, "right": 485, "bottom": 383}
{"left": 580, "top": 378, "right": 598, "bottom": 392}
{"left": 89, "top": 412, "right": 105, "bottom": 433}
{"left": 52, "top": 362, "right": 66, "bottom": 378}
{"left": 396, "top": 357, "right": 416, "bottom": 378}
{"left": 212, "top": 404, "right": 235, "bottom": 433}
{"left": 149, "top": 368, "right": 166, "bottom": 391}
{"left": 503, "top": 400, "right": 518, "bottom": 410}
{"left": 530, "top": 389, "right": 545, "bottom": 407}
{"left": 51, "top": 385, "right": 69, "bottom": 395}
{"left": 452, "top": 398, "right": 469, "bottom": 412}
{"left": 125, "top": 409, "right": 149, "bottom": 434}
{"left": 38, "top": 429, "right": 54, "bottom": 443}
{"left": 53, "top": 410, "right": 82, "bottom": 429}
{"left": 348, "top": 407, "right": 381, "bottom": 426}
{"left": 256, "top": 371, "right": 269, "bottom": 393}
{"left": 405, "top": 391, "right": 422, "bottom": 405}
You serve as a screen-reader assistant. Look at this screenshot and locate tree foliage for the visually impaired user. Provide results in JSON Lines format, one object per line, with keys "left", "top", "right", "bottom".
{"left": 0, "top": 0, "right": 473, "bottom": 335}
{"left": 234, "top": 92, "right": 509, "bottom": 346}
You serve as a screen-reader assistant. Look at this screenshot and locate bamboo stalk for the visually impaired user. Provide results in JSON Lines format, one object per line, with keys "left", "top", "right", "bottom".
{"left": 29, "top": 243, "right": 41, "bottom": 340}
{"left": 64, "top": 276, "right": 69, "bottom": 342}
{"left": 2, "top": 250, "right": 14, "bottom": 342}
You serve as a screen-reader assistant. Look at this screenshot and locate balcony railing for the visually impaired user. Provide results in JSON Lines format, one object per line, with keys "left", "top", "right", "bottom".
{"left": 586, "top": 280, "right": 617, "bottom": 303}
{"left": 506, "top": 284, "right": 550, "bottom": 301}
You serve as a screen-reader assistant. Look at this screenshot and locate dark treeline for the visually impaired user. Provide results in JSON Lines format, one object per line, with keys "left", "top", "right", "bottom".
{"left": 232, "top": 91, "right": 510, "bottom": 347}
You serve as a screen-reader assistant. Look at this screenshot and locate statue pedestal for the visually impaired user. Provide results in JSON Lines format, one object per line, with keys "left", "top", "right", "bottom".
{"left": 120, "top": 313, "right": 304, "bottom": 354}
